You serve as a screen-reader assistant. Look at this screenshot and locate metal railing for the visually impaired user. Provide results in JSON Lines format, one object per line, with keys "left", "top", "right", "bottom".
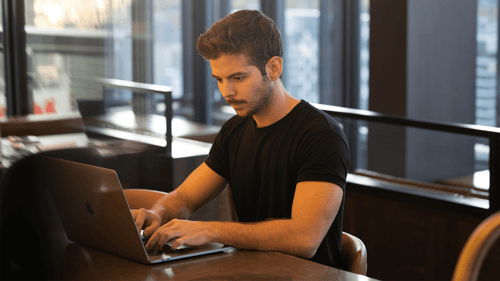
{"left": 314, "top": 103, "right": 500, "bottom": 212}
{"left": 95, "top": 78, "right": 173, "bottom": 156}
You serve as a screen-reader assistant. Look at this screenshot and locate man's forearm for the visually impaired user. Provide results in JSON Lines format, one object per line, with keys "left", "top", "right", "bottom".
{"left": 151, "top": 190, "right": 190, "bottom": 225}
{"left": 209, "top": 219, "right": 320, "bottom": 259}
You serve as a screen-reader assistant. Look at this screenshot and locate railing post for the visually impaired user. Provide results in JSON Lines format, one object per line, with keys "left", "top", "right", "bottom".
{"left": 489, "top": 136, "right": 500, "bottom": 212}
{"left": 3, "top": 0, "right": 30, "bottom": 116}
{"left": 164, "top": 91, "right": 172, "bottom": 157}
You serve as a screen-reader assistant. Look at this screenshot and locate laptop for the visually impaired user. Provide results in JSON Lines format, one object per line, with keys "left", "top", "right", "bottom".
{"left": 40, "top": 156, "right": 233, "bottom": 264}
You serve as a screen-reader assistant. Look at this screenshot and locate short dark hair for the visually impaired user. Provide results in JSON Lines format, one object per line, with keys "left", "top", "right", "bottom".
{"left": 196, "top": 9, "right": 283, "bottom": 76}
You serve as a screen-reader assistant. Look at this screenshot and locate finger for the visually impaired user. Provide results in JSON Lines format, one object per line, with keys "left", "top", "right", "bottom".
{"left": 157, "top": 231, "right": 179, "bottom": 249}
{"left": 143, "top": 219, "right": 160, "bottom": 237}
{"left": 163, "top": 219, "right": 177, "bottom": 228}
{"left": 131, "top": 209, "right": 138, "bottom": 220}
{"left": 170, "top": 238, "right": 184, "bottom": 251}
{"left": 145, "top": 220, "right": 180, "bottom": 249}
{"left": 134, "top": 209, "right": 146, "bottom": 231}
{"left": 146, "top": 229, "right": 164, "bottom": 250}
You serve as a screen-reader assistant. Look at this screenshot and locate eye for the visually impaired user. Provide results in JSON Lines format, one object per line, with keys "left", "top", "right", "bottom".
{"left": 233, "top": 76, "right": 244, "bottom": 82}
{"left": 214, "top": 78, "right": 222, "bottom": 83}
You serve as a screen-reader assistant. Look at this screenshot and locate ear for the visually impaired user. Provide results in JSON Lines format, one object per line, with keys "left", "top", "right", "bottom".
{"left": 265, "top": 56, "right": 283, "bottom": 81}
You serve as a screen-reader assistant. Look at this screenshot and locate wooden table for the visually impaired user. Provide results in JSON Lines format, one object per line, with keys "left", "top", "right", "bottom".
{"left": 51, "top": 239, "right": 376, "bottom": 280}
{"left": 2, "top": 190, "right": 377, "bottom": 280}
{"left": 0, "top": 112, "right": 84, "bottom": 137}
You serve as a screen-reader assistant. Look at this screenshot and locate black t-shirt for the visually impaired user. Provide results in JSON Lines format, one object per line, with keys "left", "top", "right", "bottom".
{"left": 205, "top": 100, "right": 350, "bottom": 268}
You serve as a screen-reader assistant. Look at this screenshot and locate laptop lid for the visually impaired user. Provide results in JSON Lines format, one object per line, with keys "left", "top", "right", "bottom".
{"left": 40, "top": 156, "right": 231, "bottom": 264}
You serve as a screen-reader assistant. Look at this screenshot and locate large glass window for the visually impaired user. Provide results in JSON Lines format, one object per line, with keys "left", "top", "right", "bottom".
{"left": 355, "top": 0, "right": 495, "bottom": 202}
{"left": 154, "top": 0, "right": 182, "bottom": 99}
{"left": 359, "top": 0, "right": 370, "bottom": 110}
{"left": 230, "top": 0, "right": 260, "bottom": 12}
{"left": 23, "top": 0, "right": 183, "bottom": 131}
{"left": 475, "top": 0, "right": 498, "bottom": 170}
{"left": 356, "top": 0, "right": 370, "bottom": 170}
{"left": 284, "top": 0, "right": 320, "bottom": 103}
{"left": 476, "top": 0, "right": 498, "bottom": 127}
{"left": 24, "top": 0, "right": 134, "bottom": 115}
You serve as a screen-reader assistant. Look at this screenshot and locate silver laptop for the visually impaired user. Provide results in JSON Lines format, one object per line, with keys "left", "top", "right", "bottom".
{"left": 40, "top": 156, "right": 232, "bottom": 264}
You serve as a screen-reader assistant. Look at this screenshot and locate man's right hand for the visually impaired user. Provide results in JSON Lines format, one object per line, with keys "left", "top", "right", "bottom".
{"left": 131, "top": 208, "right": 162, "bottom": 237}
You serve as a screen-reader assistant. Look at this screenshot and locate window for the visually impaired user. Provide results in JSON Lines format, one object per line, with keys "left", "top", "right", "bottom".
{"left": 357, "top": 0, "right": 493, "bottom": 201}
{"left": 154, "top": 0, "right": 182, "bottom": 99}
{"left": 284, "top": 0, "right": 320, "bottom": 103}
{"left": 24, "top": 0, "right": 134, "bottom": 115}
{"left": 475, "top": 0, "right": 498, "bottom": 170}
{"left": 230, "top": 0, "right": 260, "bottom": 12}
{"left": 359, "top": 0, "right": 370, "bottom": 110}
{"left": 475, "top": 0, "right": 497, "bottom": 128}
{"left": 282, "top": 0, "right": 368, "bottom": 107}
{"left": 22, "top": 0, "right": 183, "bottom": 125}
{"left": 356, "top": 0, "right": 370, "bottom": 170}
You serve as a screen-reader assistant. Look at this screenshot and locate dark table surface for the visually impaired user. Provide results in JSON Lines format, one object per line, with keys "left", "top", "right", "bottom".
{"left": 53, "top": 239, "right": 377, "bottom": 281}
{"left": 1, "top": 177, "right": 377, "bottom": 281}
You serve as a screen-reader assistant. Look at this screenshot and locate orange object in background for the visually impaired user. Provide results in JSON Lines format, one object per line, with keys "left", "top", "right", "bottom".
{"left": 45, "top": 98, "right": 56, "bottom": 113}
{"left": 34, "top": 101, "right": 44, "bottom": 114}
{"left": 0, "top": 105, "right": 6, "bottom": 117}
{"left": 33, "top": 98, "right": 57, "bottom": 115}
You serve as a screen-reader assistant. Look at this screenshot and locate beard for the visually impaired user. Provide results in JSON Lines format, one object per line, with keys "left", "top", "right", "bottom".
{"left": 227, "top": 75, "right": 273, "bottom": 118}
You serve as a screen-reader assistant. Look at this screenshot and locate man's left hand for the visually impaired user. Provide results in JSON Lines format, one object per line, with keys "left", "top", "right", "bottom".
{"left": 145, "top": 219, "right": 216, "bottom": 250}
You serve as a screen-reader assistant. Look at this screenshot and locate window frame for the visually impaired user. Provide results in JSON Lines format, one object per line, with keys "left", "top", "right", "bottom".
{"left": 2, "top": 0, "right": 29, "bottom": 116}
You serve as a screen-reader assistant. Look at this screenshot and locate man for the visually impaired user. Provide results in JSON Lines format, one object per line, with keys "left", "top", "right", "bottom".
{"left": 132, "top": 9, "right": 349, "bottom": 269}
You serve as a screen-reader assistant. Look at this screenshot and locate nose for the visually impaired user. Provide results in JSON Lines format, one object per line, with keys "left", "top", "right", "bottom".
{"left": 220, "top": 81, "right": 235, "bottom": 99}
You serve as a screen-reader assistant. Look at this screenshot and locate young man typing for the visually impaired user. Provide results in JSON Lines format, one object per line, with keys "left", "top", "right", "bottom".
{"left": 132, "top": 9, "right": 349, "bottom": 269}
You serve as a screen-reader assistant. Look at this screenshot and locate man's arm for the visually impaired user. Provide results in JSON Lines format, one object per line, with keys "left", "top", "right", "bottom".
{"left": 147, "top": 181, "right": 343, "bottom": 259}
{"left": 132, "top": 162, "right": 228, "bottom": 237}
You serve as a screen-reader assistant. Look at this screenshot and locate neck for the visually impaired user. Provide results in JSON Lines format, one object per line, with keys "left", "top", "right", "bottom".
{"left": 253, "top": 80, "right": 300, "bottom": 128}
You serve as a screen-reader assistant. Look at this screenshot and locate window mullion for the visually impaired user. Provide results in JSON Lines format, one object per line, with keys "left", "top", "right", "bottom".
{"left": 2, "top": 0, "right": 29, "bottom": 116}
{"left": 192, "top": 0, "right": 215, "bottom": 124}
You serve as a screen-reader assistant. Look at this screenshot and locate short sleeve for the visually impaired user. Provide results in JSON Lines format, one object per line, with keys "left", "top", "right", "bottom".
{"left": 296, "top": 131, "right": 350, "bottom": 190}
{"left": 204, "top": 123, "right": 228, "bottom": 179}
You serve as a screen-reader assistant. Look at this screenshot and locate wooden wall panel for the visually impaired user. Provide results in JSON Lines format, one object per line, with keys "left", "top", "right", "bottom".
{"left": 342, "top": 189, "right": 500, "bottom": 280}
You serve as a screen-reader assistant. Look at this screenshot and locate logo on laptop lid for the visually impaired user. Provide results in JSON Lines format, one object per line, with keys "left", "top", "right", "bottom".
{"left": 85, "top": 200, "right": 95, "bottom": 215}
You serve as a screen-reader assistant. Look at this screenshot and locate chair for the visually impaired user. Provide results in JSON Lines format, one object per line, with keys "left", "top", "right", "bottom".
{"left": 341, "top": 232, "right": 368, "bottom": 275}
{"left": 123, "top": 189, "right": 168, "bottom": 210}
{"left": 452, "top": 211, "right": 500, "bottom": 281}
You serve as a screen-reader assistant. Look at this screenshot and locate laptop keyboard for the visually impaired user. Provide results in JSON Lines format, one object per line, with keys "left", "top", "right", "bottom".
{"left": 146, "top": 249, "right": 164, "bottom": 256}
{"left": 142, "top": 237, "right": 164, "bottom": 256}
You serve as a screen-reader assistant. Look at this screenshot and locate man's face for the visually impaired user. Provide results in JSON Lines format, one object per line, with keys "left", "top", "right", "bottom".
{"left": 210, "top": 54, "right": 273, "bottom": 118}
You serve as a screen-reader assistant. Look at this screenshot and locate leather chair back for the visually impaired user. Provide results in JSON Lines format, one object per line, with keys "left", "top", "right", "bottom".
{"left": 123, "top": 189, "right": 168, "bottom": 210}
{"left": 341, "top": 232, "right": 368, "bottom": 275}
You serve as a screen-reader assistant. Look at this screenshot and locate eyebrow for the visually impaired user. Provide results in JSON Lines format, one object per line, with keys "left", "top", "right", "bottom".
{"left": 212, "top": 72, "right": 248, "bottom": 80}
